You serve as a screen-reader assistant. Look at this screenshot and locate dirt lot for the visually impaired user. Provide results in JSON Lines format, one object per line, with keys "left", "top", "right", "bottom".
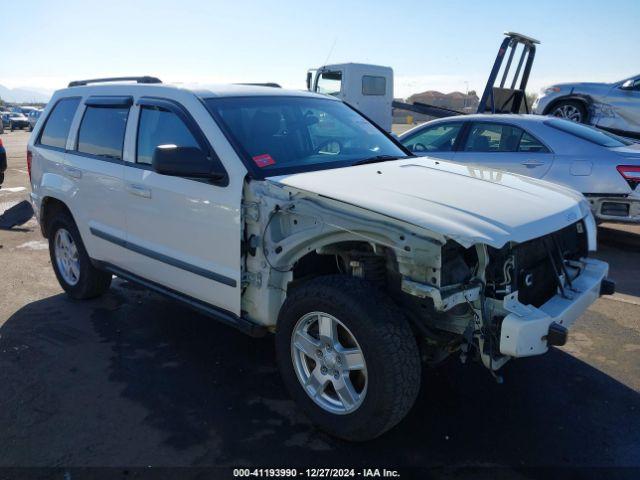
{"left": 0, "top": 130, "right": 639, "bottom": 470}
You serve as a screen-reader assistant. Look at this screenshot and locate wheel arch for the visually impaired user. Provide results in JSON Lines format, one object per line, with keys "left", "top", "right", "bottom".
{"left": 40, "top": 196, "right": 74, "bottom": 238}
{"left": 543, "top": 95, "right": 592, "bottom": 120}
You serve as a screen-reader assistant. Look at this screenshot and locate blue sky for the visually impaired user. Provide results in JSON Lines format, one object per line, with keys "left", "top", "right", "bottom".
{"left": 2, "top": 0, "right": 639, "bottom": 98}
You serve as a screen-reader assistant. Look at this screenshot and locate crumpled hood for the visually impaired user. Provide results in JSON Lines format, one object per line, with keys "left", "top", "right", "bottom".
{"left": 270, "top": 157, "right": 591, "bottom": 249}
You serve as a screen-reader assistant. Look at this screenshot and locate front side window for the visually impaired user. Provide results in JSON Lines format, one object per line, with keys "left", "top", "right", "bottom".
{"left": 402, "top": 123, "right": 463, "bottom": 153}
{"left": 136, "top": 107, "right": 201, "bottom": 164}
{"left": 205, "top": 96, "right": 406, "bottom": 176}
{"left": 77, "top": 106, "right": 129, "bottom": 159}
{"left": 464, "top": 123, "right": 527, "bottom": 152}
{"left": 316, "top": 71, "right": 342, "bottom": 96}
{"left": 39, "top": 98, "right": 80, "bottom": 149}
{"left": 362, "top": 76, "right": 386, "bottom": 96}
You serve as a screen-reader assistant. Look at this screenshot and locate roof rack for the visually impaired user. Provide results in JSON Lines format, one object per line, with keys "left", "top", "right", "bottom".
{"left": 68, "top": 76, "right": 162, "bottom": 87}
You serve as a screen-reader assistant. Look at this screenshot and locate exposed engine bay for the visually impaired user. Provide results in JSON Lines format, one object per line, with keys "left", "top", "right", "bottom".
{"left": 240, "top": 179, "right": 604, "bottom": 376}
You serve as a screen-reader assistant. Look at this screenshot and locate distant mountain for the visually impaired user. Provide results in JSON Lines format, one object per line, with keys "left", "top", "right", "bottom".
{"left": 0, "top": 85, "right": 51, "bottom": 104}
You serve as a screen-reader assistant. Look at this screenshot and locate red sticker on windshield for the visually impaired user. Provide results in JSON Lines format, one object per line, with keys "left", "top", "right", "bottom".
{"left": 253, "top": 154, "right": 276, "bottom": 168}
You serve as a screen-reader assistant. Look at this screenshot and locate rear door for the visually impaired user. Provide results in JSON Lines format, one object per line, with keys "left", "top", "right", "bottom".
{"left": 122, "top": 96, "right": 241, "bottom": 315}
{"left": 400, "top": 121, "right": 464, "bottom": 161}
{"left": 452, "top": 122, "right": 554, "bottom": 178}
{"left": 65, "top": 96, "right": 131, "bottom": 266}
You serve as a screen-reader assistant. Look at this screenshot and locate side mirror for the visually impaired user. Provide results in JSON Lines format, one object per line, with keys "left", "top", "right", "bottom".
{"left": 621, "top": 79, "right": 635, "bottom": 90}
{"left": 306, "top": 72, "right": 312, "bottom": 91}
{"left": 152, "top": 145, "right": 226, "bottom": 182}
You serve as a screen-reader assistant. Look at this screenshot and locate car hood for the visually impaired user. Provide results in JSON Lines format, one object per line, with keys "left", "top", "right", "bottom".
{"left": 269, "top": 157, "right": 590, "bottom": 249}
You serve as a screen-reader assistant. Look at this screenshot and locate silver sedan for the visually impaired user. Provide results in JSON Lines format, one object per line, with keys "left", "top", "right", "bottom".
{"left": 533, "top": 75, "right": 640, "bottom": 138}
{"left": 399, "top": 114, "right": 640, "bottom": 224}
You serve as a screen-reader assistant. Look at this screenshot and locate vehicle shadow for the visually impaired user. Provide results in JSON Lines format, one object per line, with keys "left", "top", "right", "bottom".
{"left": 0, "top": 280, "right": 638, "bottom": 468}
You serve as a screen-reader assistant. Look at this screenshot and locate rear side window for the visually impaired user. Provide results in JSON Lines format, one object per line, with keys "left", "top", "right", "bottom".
{"left": 77, "top": 106, "right": 129, "bottom": 159}
{"left": 518, "top": 132, "right": 549, "bottom": 153}
{"left": 362, "top": 75, "right": 386, "bottom": 96}
{"left": 39, "top": 98, "right": 80, "bottom": 149}
{"left": 136, "top": 107, "right": 200, "bottom": 165}
{"left": 465, "top": 123, "right": 525, "bottom": 152}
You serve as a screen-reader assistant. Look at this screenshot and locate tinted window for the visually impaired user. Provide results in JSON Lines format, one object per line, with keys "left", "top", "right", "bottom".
{"left": 77, "top": 106, "right": 129, "bottom": 159}
{"left": 464, "top": 123, "right": 527, "bottom": 152}
{"left": 362, "top": 76, "right": 386, "bottom": 96}
{"left": 39, "top": 98, "right": 81, "bottom": 148}
{"left": 545, "top": 118, "right": 633, "bottom": 147}
{"left": 206, "top": 96, "right": 406, "bottom": 176}
{"left": 136, "top": 108, "right": 201, "bottom": 164}
{"left": 402, "top": 123, "right": 463, "bottom": 153}
{"left": 518, "top": 132, "right": 549, "bottom": 153}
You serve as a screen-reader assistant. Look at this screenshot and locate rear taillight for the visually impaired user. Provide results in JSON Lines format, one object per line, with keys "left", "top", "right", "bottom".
{"left": 617, "top": 165, "right": 640, "bottom": 190}
{"left": 26, "top": 149, "right": 32, "bottom": 182}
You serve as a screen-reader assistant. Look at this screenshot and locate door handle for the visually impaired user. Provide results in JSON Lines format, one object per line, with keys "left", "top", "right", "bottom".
{"left": 521, "top": 160, "right": 545, "bottom": 168}
{"left": 64, "top": 166, "right": 82, "bottom": 179}
{"left": 127, "top": 183, "right": 152, "bottom": 198}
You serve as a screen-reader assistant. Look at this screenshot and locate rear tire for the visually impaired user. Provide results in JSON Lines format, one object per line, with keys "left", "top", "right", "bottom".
{"left": 276, "top": 275, "right": 421, "bottom": 441}
{"left": 549, "top": 100, "right": 588, "bottom": 124}
{"left": 48, "top": 210, "right": 112, "bottom": 299}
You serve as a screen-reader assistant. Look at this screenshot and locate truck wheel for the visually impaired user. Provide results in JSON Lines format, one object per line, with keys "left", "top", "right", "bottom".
{"left": 276, "top": 275, "right": 420, "bottom": 441}
{"left": 48, "top": 210, "right": 112, "bottom": 299}
{"left": 550, "top": 100, "right": 587, "bottom": 124}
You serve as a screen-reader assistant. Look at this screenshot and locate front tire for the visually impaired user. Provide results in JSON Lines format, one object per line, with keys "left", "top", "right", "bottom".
{"left": 549, "top": 100, "right": 587, "bottom": 123}
{"left": 276, "top": 275, "right": 421, "bottom": 441}
{"left": 48, "top": 210, "right": 112, "bottom": 299}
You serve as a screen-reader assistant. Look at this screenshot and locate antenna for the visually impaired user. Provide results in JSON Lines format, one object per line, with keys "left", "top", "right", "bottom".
{"left": 323, "top": 38, "right": 337, "bottom": 66}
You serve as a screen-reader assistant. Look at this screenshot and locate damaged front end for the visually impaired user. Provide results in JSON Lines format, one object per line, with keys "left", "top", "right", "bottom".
{"left": 241, "top": 179, "right": 612, "bottom": 376}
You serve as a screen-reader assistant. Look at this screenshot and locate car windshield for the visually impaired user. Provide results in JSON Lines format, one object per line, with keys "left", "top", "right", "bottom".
{"left": 204, "top": 96, "right": 407, "bottom": 177}
{"left": 545, "top": 118, "right": 634, "bottom": 147}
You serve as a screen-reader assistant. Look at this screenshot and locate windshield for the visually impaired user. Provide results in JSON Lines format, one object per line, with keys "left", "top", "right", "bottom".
{"left": 205, "top": 96, "right": 407, "bottom": 177}
{"left": 545, "top": 118, "right": 633, "bottom": 147}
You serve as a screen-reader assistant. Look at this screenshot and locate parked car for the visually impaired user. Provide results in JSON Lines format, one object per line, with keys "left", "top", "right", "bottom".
{"left": 8, "top": 112, "right": 30, "bottom": 130}
{"left": 27, "top": 109, "right": 43, "bottom": 131}
{"left": 400, "top": 114, "right": 640, "bottom": 224}
{"left": 0, "top": 137, "right": 6, "bottom": 185}
{"left": 29, "top": 78, "right": 613, "bottom": 441}
{"left": 1, "top": 111, "right": 11, "bottom": 129}
{"left": 533, "top": 75, "right": 640, "bottom": 138}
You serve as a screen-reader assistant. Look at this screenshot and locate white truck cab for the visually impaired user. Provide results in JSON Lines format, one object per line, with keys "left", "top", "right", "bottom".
{"left": 307, "top": 63, "right": 393, "bottom": 132}
{"left": 28, "top": 77, "right": 613, "bottom": 441}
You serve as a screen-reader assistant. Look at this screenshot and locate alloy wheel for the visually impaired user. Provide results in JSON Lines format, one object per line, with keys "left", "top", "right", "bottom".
{"left": 54, "top": 228, "right": 80, "bottom": 286}
{"left": 290, "top": 311, "right": 367, "bottom": 415}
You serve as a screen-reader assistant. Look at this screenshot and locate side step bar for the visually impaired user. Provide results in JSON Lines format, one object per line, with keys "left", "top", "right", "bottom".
{"left": 93, "top": 261, "right": 268, "bottom": 338}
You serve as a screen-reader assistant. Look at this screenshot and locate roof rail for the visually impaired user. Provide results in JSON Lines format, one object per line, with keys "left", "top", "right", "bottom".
{"left": 68, "top": 76, "right": 162, "bottom": 87}
{"left": 235, "top": 83, "right": 282, "bottom": 88}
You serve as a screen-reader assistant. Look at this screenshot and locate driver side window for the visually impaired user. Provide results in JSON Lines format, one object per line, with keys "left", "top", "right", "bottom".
{"left": 402, "top": 123, "right": 463, "bottom": 153}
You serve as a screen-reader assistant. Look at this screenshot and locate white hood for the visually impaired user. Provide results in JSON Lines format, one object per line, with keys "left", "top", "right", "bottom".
{"left": 270, "top": 157, "right": 591, "bottom": 249}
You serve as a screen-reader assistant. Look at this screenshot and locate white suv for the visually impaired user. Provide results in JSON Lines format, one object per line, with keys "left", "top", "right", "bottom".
{"left": 28, "top": 77, "right": 613, "bottom": 441}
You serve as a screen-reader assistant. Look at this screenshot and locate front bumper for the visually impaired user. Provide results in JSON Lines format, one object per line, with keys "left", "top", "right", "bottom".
{"left": 499, "top": 258, "right": 609, "bottom": 357}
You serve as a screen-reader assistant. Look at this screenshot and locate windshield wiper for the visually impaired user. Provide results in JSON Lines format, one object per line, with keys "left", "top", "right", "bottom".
{"left": 351, "top": 155, "right": 408, "bottom": 166}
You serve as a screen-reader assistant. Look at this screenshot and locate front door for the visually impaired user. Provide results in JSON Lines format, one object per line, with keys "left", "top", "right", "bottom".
{"left": 123, "top": 98, "right": 241, "bottom": 315}
{"left": 596, "top": 77, "right": 640, "bottom": 134}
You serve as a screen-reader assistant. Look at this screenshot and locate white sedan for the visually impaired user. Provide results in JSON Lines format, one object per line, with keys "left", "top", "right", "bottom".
{"left": 399, "top": 114, "right": 640, "bottom": 224}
